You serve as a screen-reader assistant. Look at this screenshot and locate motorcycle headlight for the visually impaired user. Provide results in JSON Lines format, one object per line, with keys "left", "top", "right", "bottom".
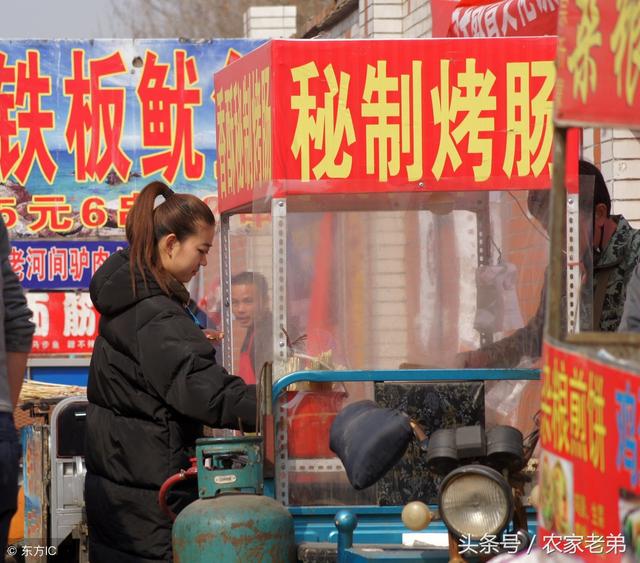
{"left": 439, "top": 465, "right": 513, "bottom": 541}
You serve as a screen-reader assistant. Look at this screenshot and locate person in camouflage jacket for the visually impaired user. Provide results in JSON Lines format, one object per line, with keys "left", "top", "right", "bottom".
{"left": 618, "top": 252, "right": 640, "bottom": 332}
{"left": 462, "top": 160, "right": 640, "bottom": 368}
{"left": 596, "top": 215, "right": 640, "bottom": 331}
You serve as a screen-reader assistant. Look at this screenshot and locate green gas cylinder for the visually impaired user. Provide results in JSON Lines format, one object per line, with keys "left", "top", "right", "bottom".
{"left": 171, "top": 437, "right": 295, "bottom": 563}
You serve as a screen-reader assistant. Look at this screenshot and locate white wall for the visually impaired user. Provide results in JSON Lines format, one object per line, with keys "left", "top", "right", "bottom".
{"left": 404, "top": 0, "right": 432, "bottom": 37}
{"left": 244, "top": 5, "right": 297, "bottom": 38}
{"left": 582, "top": 128, "right": 640, "bottom": 228}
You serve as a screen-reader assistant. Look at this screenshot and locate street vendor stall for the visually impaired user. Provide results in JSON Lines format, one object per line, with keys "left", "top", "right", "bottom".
{"left": 209, "top": 36, "right": 579, "bottom": 561}
{"left": 539, "top": 1, "right": 640, "bottom": 561}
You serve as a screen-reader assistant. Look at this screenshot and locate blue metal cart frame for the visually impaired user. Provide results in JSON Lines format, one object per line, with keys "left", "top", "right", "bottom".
{"left": 269, "top": 368, "right": 540, "bottom": 560}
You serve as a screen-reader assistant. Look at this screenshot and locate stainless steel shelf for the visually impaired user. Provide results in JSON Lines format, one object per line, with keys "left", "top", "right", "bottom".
{"left": 287, "top": 458, "right": 345, "bottom": 473}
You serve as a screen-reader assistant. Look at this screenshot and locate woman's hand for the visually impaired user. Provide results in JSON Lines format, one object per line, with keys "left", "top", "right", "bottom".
{"left": 203, "top": 329, "right": 224, "bottom": 342}
{"left": 456, "top": 350, "right": 490, "bottom": 368}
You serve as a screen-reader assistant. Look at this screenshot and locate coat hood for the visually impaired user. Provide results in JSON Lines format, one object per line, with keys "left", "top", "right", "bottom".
{"left": 90, "top": 249, "right": 188, "bottom": 316}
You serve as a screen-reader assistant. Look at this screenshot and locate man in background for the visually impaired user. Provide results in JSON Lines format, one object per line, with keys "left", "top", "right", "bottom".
{"left": 462, "top": 159, "right": 640, "bottom": 367}
{"left": 0, "top": 216, "right": 34, "bottom": 556}
{"left": 231, "top": 271, "right": 272, "bottom": 384}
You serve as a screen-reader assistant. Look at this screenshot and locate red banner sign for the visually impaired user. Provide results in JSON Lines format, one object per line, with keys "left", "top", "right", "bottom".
{"left": 215, "top": 43, "right": 272, "bottom": 214}
{"left": 555, "top": 0, "right": 640, "bottom": 128}
{"left": 26, "top": 292, "right": 99, "bottom": 355}
{"left": 432, "top": 0, "right": 559, "bottom": 38}
{"left": 540, "top": 341, "right": 640, "bottom": 559}
{"left": 215, "top": 38, "right": 559, "bottom": 213}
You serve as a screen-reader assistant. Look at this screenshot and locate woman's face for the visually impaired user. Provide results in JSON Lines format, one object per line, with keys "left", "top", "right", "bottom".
{"left": 159, "top": 222, "right": 215, "bottom": 283}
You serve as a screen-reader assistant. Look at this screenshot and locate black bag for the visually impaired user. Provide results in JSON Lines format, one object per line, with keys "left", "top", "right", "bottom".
{"left": 329, "top": 400, "right": 413, "bottom": 490}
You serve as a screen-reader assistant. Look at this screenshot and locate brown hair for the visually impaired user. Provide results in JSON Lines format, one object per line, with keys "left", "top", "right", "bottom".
{"left": 125, "top": 181, "right": 215, "bottom": 295}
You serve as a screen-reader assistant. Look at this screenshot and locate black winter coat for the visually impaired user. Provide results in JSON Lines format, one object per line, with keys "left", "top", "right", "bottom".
{"left": 85, "top": 250, "right": 256, "bottom": 563}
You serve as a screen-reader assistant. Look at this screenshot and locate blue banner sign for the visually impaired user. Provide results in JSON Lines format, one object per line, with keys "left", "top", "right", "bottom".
{"left": 11, "top": 240, "right": 125, "bottom": 290}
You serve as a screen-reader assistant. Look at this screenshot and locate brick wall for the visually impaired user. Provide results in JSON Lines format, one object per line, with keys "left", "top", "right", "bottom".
{"left": 403, "top": 0, "right": 432, "bottom": 37}
{"left": 368, "top": 212, "right": 409, "bottom": 367}
{"left": 322, "top": 8, "right": 360, "bottom": 37}
{"left": 244, "top": 5, "right": 297, "bottom": 38}
{"left": 303, "top": 0, "right": 432, "bottom": 39}
{"left": 360, "top": 0, "right": 403, "bottom": 37}
{"left": 583, "top": 128, "right": 640, "bottom": 228}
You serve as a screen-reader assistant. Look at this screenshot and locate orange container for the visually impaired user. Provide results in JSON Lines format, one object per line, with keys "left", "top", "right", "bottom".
{"left": 8, "top": 485, "right": 24, "bottom": 543}
{"left": 285, "top": 390, "right": 345, "bottom": 458}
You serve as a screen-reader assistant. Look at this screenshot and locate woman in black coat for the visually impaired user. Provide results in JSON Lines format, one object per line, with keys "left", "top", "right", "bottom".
{"left": 85, "top": 181, "right": 257, "bottom": 563}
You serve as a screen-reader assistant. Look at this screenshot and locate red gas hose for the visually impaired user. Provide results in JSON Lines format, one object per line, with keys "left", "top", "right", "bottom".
{"left": 158, "top": 457, "right": 198, "bottom": 521}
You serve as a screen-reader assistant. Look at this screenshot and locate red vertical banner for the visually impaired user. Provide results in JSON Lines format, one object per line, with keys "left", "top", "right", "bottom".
{"left": 305, "top": 214, "right": 336, "bottom": 357}
{"left": 555, "top": 0, "right": 640, "bottom": 128}
{"left": 540, "top": 341, "right": 637, "bottom": 559}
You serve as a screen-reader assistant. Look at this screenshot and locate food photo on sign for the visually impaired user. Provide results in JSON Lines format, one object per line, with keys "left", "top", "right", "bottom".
{"left": 539, "top": 450, "right": 574, "bottom": 537}
{"left": 620, "top": 489, "right": 640, "bottom": 561}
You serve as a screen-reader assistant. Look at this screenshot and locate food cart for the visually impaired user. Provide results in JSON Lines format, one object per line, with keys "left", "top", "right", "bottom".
{"left": 212, "top": 36, "right": 575, "bottom": 560}
{"left": 539, "top": 1, "right": 640, "bottom": 561}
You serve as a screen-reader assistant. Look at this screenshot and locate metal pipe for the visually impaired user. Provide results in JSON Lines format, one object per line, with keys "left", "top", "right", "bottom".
{"left": 335, "top": 510, "right": 357, "bottom": 562}
{"left": 264, "top": 361, "right": 272, "bottom": 417}
{"left": 546, "top": 126, "right": 568, "bottom": 341}
{"left": 220, "top": 213, "right": 234, "bottom": 371}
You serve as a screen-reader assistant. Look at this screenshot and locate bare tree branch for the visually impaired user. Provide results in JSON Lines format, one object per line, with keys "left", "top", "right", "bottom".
{"left": 112, "top": 0, "right": 337, "bottom": 39}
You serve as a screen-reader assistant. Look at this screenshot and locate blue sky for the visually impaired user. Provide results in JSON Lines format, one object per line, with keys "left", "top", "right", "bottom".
{"left": 0, "top": 0, "right": 115, "bottom": 38}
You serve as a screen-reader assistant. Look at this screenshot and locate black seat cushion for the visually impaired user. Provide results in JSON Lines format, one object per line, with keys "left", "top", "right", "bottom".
{"left": 329, "top": 400, "right": 412, "bottom": 490}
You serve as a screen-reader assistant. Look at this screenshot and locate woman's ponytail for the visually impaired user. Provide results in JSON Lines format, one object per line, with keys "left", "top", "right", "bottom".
{"left": 126, "top": 181, "right": 171, "bottom": 294}
{"left": 125, "top": 180, "right": 215, "bottom": 296}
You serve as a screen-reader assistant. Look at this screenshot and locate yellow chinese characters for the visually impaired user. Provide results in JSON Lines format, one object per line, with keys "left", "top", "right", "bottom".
{"left": 587, "top": 370, "right": 606, "bottom": 473}
{"left": 569, "top": 366, "right": 588, "bottom": 462}
{"left": 290, "top": 59, "right": 423, "bottom": 183}
{"left": 217, "top": 67, "right": 271, "bottom": 198}
{"left": 431, "top": 58, "right": 496, "bottom": 182}
{"left": 552, "top": 357, "right": 571, "bottom": 454}
{"left": 541, "top": 360, "right": 554, "bottom": 446}
{"left": 362, "top": 60, "right": 423, "bottom": 182}
{"left": 574, "top": 493, "right": 589, "bottom": 520}
{"left": 610, "top": 0, "right": 640, "bottom": 106}
{"left": 290, "top": 62, "right": 355, "bottom": 181}
{"left": 504, "top": 61, "right": 555, "bottom": 179}
{"left": 590, "top": 501, "right": 605, "bottom": 530}
{"left": 567, "top": 0, "right": 602, "bottom": 104}
{"left": 541, "top": 351, "right": 606, "bottom": 473}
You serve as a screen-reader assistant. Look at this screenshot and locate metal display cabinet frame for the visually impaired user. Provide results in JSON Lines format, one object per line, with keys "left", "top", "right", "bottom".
{"left": 270, "top": 368, "right": 539, "bottom": 549}
{"left": 217, "top": 193, "right": 544, "bottom": 558}
{"left": 220, "top": 192, "right": 508, "bottom": 377}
